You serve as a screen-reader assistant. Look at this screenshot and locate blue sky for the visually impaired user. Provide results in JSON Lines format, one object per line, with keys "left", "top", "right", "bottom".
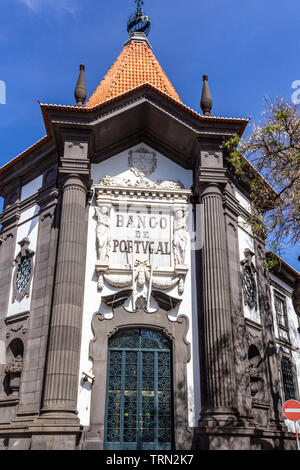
{"left": 0, "top": 0, "right": 299, "bottom": 270}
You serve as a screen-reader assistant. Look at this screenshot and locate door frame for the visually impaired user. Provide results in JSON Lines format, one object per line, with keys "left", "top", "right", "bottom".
{"left": 83, "top": 304, "right": 191, "bottom": 450}
{"left": 104, "top": 328, "right": 174, "bottom": 450}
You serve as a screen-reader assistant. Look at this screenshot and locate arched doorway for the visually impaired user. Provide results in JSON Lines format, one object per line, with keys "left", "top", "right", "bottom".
{"left": 104, "top": 328, "right": 173, "bottom": 450}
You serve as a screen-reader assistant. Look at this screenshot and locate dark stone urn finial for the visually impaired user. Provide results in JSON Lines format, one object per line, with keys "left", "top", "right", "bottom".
{"left": 201, "top": 74, "right": 213, "bottom": 116}
{"left": 74, "top": 64, "right": 87, "bottom": 107}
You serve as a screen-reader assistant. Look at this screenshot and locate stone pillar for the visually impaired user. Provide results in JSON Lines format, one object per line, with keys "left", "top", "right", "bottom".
{"left": 0, "top": 185, "right": 20, "bottom": 387}
{"left": 42, "top": 173, "right": 88, "bottom": 417}
{"left": 17, "top": 180, "right": 59, "bottom": 417}
{"left": 198, "top": 182, "right": 236, "bottom": 423}
{"left": 223, "top": 183, "right": 254, "bottom": 424}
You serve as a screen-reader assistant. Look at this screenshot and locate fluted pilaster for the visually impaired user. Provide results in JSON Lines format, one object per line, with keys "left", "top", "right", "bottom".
{"left": 199, "top": 183, "right": 236, "bottom": 422}
{"left": 42, "top": 174, "right": 87, "bottom": 415}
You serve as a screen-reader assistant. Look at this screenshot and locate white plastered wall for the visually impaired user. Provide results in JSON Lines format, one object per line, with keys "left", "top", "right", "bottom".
{"left": 7, "top": 174, "right": 42, "bottom": 317}
{"left": 235, "top": 187, "right": 261, "bottom": 324}
{"left": 77, "top": 143, "right": 201, "bottom": 427}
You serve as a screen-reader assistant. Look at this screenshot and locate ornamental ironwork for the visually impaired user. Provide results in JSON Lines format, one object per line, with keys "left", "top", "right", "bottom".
{"left": 16, "top": 257, "right": 32, "bottom": 296}
{"left": 12, "top": 238, "right": 35, "bottom": 303}
{"left": 243, "top": 266, "right": 256, "bottom": 307}
{"left": 127, "top": 0, "right": 151, "bottom": 37}
{"left": 281, "top": 357, "right": 296, "bottom": 401}
{"left": 104, "top": 328, "right": 172, "bottom": 450}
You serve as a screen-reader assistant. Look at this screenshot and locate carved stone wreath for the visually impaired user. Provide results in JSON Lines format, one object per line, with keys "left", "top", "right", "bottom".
{"left": 12, "top": 238, "right": 35, "bottom": 303}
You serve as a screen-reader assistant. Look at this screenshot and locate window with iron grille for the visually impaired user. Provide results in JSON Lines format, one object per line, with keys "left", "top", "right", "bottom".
{"left": 275, "top": 295, "right": 286, "bottom": 327}
{"left": 281, "top": 358, "right": 296, "bottom": 401}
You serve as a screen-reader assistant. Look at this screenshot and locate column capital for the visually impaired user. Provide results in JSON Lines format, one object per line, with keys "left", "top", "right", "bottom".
{"left": 61, "top": 173, "right": 90, "bottom": 192}
{"left": 194, "top": 168, "right": 228, "bottom": 199}
{"left": 59, "top": 132, "right": 91, "bottom": 184}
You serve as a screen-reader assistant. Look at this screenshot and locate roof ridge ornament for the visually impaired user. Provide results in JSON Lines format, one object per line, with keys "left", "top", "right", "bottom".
{"left": 201, "top": 74, "right": 213, "bottom": 116}
{"left": 74, "top": 64, "right": 87, "bottom": 107}
{"left": 127, "top": 0, "right": 151, "bottom": 37}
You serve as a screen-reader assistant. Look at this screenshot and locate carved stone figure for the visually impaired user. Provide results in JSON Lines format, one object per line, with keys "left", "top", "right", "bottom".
{"left": 95, "top": 206, "right": 111, "bottom": 263}
{"left": 5, "top": 355, "right": 23, "bottom": 394}
{"left": 173, "top": 209, "right": 188, "bottom": 265}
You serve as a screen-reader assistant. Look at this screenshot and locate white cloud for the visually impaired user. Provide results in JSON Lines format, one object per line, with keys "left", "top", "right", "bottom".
{"left": 17, "top": 0, "right": 78, "bottom": 16}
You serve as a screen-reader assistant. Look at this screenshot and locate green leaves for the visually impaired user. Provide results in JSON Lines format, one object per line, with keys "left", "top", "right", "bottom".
{"left": 224, "top": 98, "right": 300, "bottom": 254}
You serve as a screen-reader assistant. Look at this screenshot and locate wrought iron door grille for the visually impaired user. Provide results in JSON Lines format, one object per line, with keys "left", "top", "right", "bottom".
{"left": 281, "top": 358, "right": 296, "bottom": 401}
{"left": 104, "top": 328, "right": 173, "bottom": 450}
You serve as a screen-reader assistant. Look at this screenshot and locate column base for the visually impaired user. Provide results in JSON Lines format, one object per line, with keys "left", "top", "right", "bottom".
{"left": 199, "top": 408, "right": 245, "bottom": 428}
{"left": 39, "top": 407, "right": 80, "bottom": 424}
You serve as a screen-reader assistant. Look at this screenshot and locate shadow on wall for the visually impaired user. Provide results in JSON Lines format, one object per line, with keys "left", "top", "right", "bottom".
{"left": 3, "top": 338, "right": 24, "bottom": 396}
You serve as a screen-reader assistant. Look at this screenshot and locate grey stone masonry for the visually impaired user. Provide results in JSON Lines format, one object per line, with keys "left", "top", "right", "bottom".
{"left": 0, "top": 202, "right": 20, "bottom": 397}
{"left": 42, "top": 174, "right": 88, "bottom": 416}
{"left": 197, "top": 178, "right": 237, "bottom": 425}
{"left": 16, "top": 185, "right": 59, "bottom": 417}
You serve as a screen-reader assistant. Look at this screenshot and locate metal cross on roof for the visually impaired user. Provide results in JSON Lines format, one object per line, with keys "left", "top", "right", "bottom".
{"left": 127, "top": 0, "right": 151, "bottom": 36}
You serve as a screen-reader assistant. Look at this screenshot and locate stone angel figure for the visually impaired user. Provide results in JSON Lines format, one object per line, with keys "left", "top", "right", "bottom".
{"left": 95, "top": 205, "right": 111, "bottom": 263}
{"left": 173, "top": 208, "right": 188, "bottom": 265}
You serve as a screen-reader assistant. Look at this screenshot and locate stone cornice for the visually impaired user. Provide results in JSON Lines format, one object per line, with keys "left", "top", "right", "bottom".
{"left": 194, "top": 168, "right": 228, "bottom": 198}
{"left": 95, "top": 184, "right": 191, "bottom": 206}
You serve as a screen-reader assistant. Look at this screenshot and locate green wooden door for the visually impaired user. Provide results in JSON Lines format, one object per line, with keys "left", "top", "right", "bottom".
{"left": 104, "top": 328, "right": 173, "bottom": 450}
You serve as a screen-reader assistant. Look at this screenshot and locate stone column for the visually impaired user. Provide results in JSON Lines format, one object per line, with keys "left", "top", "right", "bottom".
{"left": 17, "top": 180, "right": 59, "bottom": 417}
{"left": 0, "top": 186, "right": 20, "bottom": 387}
{"left": 42, "top": 173, "right": 88, "bottom": 417}
{"left": 193, "top": 144, "right": 238, "bottom": 429}
{"left": 198, "top": 182, "right": 236, "bottom": 423}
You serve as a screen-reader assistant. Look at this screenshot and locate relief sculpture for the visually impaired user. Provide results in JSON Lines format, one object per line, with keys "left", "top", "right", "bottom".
{"left": 95, "top": 205, "right": 111, "bottom": 263}
{"left": 173, "top": 208, "right": 188, "bottom": 265}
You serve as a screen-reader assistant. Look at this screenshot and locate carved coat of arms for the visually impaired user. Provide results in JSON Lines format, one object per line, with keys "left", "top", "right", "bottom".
{"left": 128, "top": 148, "right": 157, "bottom": 177}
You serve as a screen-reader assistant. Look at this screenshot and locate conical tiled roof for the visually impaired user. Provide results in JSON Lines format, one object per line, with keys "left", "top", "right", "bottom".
{"left": 85, "top": 33, "right": 181, "bottom": 108}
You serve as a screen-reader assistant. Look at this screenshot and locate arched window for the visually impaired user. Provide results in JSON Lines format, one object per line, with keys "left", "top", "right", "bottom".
{"left": 281, "top": 357, "right": 296, "bottom": 401}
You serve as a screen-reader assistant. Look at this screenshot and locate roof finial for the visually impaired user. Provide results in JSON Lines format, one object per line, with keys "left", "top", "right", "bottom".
{"left": 74, "top": 64, "right": 87, "bottom": 107}
{"left": 127, "top": 0, "right": 151, "bottom": 37}
{"left": 201, "top": 74, "right": 213, "bottom": 116}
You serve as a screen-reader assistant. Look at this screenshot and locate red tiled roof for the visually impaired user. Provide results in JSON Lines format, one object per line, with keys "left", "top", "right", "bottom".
{"left": 86, "top": 38, "right": 181, "bottom": 107}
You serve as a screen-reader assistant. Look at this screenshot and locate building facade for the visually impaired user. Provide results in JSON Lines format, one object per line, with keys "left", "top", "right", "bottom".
{"left": 0, "top": 20, "right": 299, "bottom": 450}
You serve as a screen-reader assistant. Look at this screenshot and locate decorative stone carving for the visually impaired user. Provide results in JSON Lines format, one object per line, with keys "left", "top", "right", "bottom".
{"left": 95, "top": 205, "right": 111, "bottom": 263}
{"left": 99, "top": 174, "right": 184, "bottom": 190}
{"left": 135, "top": 295, "right": 148, "bottom": 311}
{"left": 98, "top": 264, "right": 188, "bottom": 299}
{"left": 241, "top": 249, "right": 257, "bottom": 310}
{"left": 5, "top": 355, "right": 23, "bottom": 394}
{"left": 94, "top": 179, "right": 190, "bottom": 308}
{"left": 12, "top": 238, "right": 35, "bottom": 303}
{"left": 248, "top": 363, "right": 263, "bottom": 397}
{"left": 201, "top": 150, "right": 223, "bottom": 169}
{"left": 173, "top": 208, "right": 188, "bottom": 265}
{"left": 128, "top": 147, "right": 157, "bottom": 176}
{"left": 103, "top": 272, "right": 133, "bottom": 289}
